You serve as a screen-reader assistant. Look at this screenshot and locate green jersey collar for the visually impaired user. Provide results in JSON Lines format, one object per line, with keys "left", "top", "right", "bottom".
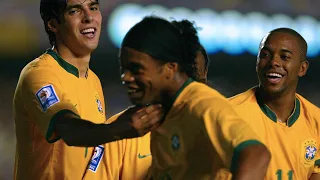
{"left": 256, "top": 90, "right": 300, "bottom": 127}
{"left": 47, "top": 49, "right": 84, "bottom": 78}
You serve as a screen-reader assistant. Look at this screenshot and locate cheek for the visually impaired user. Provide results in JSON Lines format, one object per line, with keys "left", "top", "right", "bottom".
{"left": 96, "top": 14, "right": 102, "bottom": 25}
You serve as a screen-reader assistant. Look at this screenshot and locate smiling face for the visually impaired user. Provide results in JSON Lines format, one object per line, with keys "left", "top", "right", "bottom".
{"left": 52, "top": 0, "right": 102, "bottom": 55}
{"left": 119, "top": 47, "right": 171, "bottom": 106}
{"left": 256, "top": 32, "right": 308, "bottom": 96}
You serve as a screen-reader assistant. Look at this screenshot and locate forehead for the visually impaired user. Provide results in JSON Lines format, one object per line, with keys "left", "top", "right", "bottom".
{"left": 260, "top": 32, "right": 301, "bottom": 54}
{"left": 66, "top": 0, "right": 97, "bottom": 5}
{"left": 120, "top": 47, "right": 158, "bottom": 65}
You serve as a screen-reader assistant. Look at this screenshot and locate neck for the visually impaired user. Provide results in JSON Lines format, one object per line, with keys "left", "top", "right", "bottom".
{"left": 257, "top": 86, "right": 296, "bottom": 122}
{"left": 162, "top": 74, "right": 189, "bottom": 109}
{"left": 53, "top": 45, "right": 91, "bottom": 78}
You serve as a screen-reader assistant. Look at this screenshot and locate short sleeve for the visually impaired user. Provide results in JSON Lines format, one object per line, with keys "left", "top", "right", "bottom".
{"left": 21, "top": 68, "right": 79, "bottom": 143}
{"left": 313, "top": 109, "right": 320, "bottom": 174}
{"left": 202, "top": 97, "right": 263, "bottom": 169}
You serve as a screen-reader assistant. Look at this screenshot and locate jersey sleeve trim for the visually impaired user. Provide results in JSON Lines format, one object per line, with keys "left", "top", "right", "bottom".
{"left": 315, "top": 159, "right": 320, "bottom": 166}
{"left": 46, "top": 109, "right": 80, "bottom": 143}
{"left": 230, "top": 139, "right": 263, "bottom": 172}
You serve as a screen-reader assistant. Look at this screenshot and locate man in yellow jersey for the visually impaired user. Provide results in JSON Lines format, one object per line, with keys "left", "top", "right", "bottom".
{"left": 229, "top": 28, "right": 320, "bottom": 180}
{"left": 92, "top": 41, "right": 211, "bottom": 180}
{"left": 13, "top": 0, "right": 163, "bottom": 179}
{"left": 119, "top": 16, "right": 271, "bottom": 180}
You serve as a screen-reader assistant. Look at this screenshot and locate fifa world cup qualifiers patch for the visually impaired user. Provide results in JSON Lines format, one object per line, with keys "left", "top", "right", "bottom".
{"left": 88, "top": 145, "right": 104, "bottom": 173}
{"left": 35, "top": 84, "right": 60, "bottom": 112}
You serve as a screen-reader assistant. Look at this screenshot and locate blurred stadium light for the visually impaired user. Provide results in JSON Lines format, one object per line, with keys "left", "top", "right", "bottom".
{"left": 107, "top": 3, "right": 320, "bottom": 57}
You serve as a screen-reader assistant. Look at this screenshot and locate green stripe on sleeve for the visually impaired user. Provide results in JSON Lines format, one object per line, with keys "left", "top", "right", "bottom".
{"left": 231, "top": 140, "right": 263, "bottom": 173}
{"left": 315, "top": 159, "right": 320, "bottom": 166}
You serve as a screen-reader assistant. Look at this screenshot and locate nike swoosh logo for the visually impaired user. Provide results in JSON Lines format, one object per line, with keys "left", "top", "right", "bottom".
{"left": 138, "top": 153, "right": 151, "bottom": 159}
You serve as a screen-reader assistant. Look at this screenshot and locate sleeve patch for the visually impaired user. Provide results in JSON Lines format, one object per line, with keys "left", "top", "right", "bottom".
{"left": 35, "top": 84, "right": 60, "bottom": 112}
{"left": 88, "top": 145, "right": 105, "bottom": 173}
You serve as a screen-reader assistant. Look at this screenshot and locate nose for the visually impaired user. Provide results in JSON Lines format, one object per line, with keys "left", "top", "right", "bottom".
{"left": 121, "top": 71, "right": 134, "bottom": 85}
{"left": 268, "top": 55, "right": 281, "bottom": 68}
{"left": 82, "top": 9, "right": 93, "bottom": 23}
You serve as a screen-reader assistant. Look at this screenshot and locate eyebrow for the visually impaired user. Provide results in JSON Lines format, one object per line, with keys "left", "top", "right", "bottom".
{"left": 261, "top": 47, "right": 293, "bottom": 55}
{"left": 280, "top": 48, "right": 293, "bottom": 55}
{"left": 260, "top": 47, "right": 271, "bottom": 52}
{"left": 65, "top": 1, "right": 99, "bottom": 11}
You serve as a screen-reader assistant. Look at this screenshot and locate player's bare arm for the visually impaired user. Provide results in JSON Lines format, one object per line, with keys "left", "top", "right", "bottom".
{"left": 232, "top": 144, "right": 271, "bottom": 180}
{"left": 309, "top": 174, "right": 320, "bottom": 180}
{"left": 54, "top": 104, "right": 164, "bottom": 147}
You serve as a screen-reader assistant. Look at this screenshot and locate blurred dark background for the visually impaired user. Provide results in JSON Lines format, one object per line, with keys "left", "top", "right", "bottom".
{"left": 0, "top": 0, "right": 319, "bottom": 179}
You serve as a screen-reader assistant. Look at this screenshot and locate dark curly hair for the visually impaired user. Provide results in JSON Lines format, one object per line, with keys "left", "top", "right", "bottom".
{"left": 121, "top": 16, "right": 201, "bottom": 80}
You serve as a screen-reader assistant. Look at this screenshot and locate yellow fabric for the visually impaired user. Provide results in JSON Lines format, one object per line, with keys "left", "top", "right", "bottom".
{"left": 14, "top": 51, "right": 107, "bottom": 180}
{"left": 82, "top": 140, "right": 126, "bottom": 180}
{"left": 149, "top": 81, "right": 262, "bottom": 180}
{"left": 85, "top": 111, "right": 152, "bottom": 180}
{"left": 229, "top": 87, "right": 320, "bottom": 179}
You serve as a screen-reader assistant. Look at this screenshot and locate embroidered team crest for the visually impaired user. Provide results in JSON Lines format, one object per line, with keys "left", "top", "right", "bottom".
{"left": 168, "top": 128, "right": 184, "bottom": 157}
{"left": 95, "top": 94, "right": 104, "bottom": 114}
{"left": 172, "top": 134, "right": 180, "bottom": 150}
{"left": 36, "top": 84, "right": 59, "bottom": 112}
{"left": 306, "top": 145, "right": 317, "bottom": 160}
{"left": 301, "top": 138, "right": 317, "bottom": 167}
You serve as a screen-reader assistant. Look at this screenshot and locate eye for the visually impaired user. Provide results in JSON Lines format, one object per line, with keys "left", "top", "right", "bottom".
{"left": 280, "top": 54, "right": 291, "bottom": 60}
{"left": 131, "top": 65, "right": 142, "bottom": 74}
{"left": 68, "top": 8, "right": 80, "bottom": 15}
{"left": 259, "top": 51, "right": 270, "bottom": 58}
{"left": 90, "top": 5, "right": 99, "bottom": 11}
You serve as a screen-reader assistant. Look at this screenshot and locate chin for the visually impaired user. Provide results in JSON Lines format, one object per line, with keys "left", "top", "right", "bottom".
{"left": 261, "top": 84, "right": 286, "bottom": 96}
{"left": 86, "top": 44, "right": 99, "bottom": 51}
{"left": 129, "top": 98, "right": 143, "bottom": 106}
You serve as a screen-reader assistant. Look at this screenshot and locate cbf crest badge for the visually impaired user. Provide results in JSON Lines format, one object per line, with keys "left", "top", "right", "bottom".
{"left": 172, "top": 134, "right": 180, "bottom": 150}
{"left": 94, "top": 93, "right": 104, "bottom": 114}
{"left": 301, "top": 138, "right": 317, "bottom": 167}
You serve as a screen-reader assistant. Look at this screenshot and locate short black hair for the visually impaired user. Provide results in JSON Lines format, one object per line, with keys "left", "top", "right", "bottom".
{"left": 122, "top": 16, "right": 201, "bottom": 80}
{"left": 170, "top": 19, "right": 201, "bottom": 80}
{"left": 171, "top": 20, "right": 209, "bottom": 81}
{"left": 40, "top": 0, "right": 68, "bottom": 46}
{"left": 268, "top": 28, "right": 308, "bottom": 60}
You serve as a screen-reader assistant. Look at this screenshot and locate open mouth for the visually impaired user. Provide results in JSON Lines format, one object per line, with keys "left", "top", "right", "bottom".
{"left": 80, "top": 28, "right": 96, "bottom": 38}
{"left": 127, "top": 88, "right": 143, "bottom": 100}
{"left": 265, "top": 72, "right": 284, "bottom": 84}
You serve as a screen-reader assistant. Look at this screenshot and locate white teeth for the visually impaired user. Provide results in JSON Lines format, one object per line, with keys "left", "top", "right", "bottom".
{"left": 128, "top": 89, "right": 137, "bottom": 93}
{"left": 267, "top": 73, "right": 282, "bottom": 78}
{"left": 81, "top": 28, "right": 95, "bottom": 34}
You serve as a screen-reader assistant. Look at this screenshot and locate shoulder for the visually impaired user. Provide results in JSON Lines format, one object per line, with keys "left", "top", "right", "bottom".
{"left": 296, "top": 93, "right": 320, "bottom": 120}
{"left": 183, "top": 82, "right": 233, "bottom": 116}
{"left": 19, "top": 54, "right": 61, "bottom": 88}
{"left": 228, "top": 87, "right": 257, "bottom": 107}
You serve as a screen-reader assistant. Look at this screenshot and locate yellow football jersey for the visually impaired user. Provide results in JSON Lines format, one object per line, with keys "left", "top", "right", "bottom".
{"left": 149, "top": 78, "right": 263, "bottom": 180}
{"left": 82, "top": 140, "right": 126, "bottom": 180}
{"left": 229, "top": 87, "right": 320, "bottom": 179}
{"left": 13, "top": 49, "right": 109, "bottom": 180}
{"left": 89, "top": 111, "right": 152, "bottom": 180}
